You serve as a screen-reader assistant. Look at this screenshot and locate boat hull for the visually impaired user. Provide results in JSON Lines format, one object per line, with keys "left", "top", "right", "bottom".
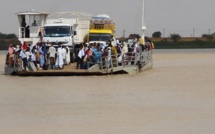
{"left": 4, "top": 51, "right": 153, "bottom": 76}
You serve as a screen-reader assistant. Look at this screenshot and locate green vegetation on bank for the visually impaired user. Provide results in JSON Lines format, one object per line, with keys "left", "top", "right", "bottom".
{"left": 150, "top": 31, "right": 215, "bottom": 49}
{"left": 0, "top": 33, "right": 17, "bottom": 40}
{"left": 151, "top": 37, "right": 215, "bottom": 49}
{"left": 0, "top": 39, "right": 21, "bottom": 50}
{"left": 1, "top": 31, "right": 215, "bottom": 50}
{"left": 153, "top": 40, "right": 215, "bottom": 49}
{"left": 0, "top": 32, "right": 21, "bottom": 50}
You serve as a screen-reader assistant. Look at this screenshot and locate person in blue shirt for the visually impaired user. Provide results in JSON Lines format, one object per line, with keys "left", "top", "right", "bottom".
{"left": 92, "top": 44, "right": 102, "bottom": 63}
{"left": 42, "top": 43, "right": 47, "bottom": 63}
{"left": 39, "top": 47, "right": 45, "bottom": 68}
{"left": 19, "top": 49, "right": 27, "bottom": 70}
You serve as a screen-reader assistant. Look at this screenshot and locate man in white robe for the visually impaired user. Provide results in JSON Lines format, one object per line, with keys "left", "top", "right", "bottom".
{"left": 61, "top": 46, "right": 67, "bottom": 65}
{"left": 121, "top": 42, "right": 129, "bottom": 65}
{"left": 133, "top": 42, "right": 140, "bottom": 65}
{"left": 106, "top": 46, "right": 112, "bottom": 68}
{"left": 111, "top": 36, "right": 117, "bottom": 47}
{"left": 122, "top": 42, "right": 128, "bottom": 54}
{"left": 66, "top": 46, "right": 70, "bottom": 65}
{"left": 55, "top": 46, "right": 64, "bottom": 69}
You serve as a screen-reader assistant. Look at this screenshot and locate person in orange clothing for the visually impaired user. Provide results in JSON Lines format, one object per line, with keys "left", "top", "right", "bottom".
{"left": 35, "top": 48, "right": 40, "bottom": 68}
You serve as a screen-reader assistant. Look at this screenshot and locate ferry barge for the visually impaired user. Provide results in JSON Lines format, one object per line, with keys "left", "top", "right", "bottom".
{"left": 4, "top": 9, "right": 153, "bottom": 76}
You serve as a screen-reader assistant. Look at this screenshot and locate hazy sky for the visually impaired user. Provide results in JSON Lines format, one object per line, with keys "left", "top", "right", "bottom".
{"left": 0, "top": 0, "right": 215, "bottom": 37}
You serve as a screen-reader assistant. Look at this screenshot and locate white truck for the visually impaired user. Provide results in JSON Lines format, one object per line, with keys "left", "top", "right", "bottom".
{"left": 43, "top": 12, "right": 92, "bottom": 62}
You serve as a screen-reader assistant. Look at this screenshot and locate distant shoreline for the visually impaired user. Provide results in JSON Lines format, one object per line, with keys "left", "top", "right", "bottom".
{"left": 153, "top": 41, "right": 215, "bottom": 49}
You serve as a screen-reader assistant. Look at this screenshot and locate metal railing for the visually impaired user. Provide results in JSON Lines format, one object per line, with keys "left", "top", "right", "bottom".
{"left": 5, "top": 52, "right": 23, "bottom": 72}
{"left": 18, "top": 27, "right": 40, "bottom": 38}
{"left": 18, "top": 27, "right": 25, "bottom": 38}
{"left": 96, "top": 50, "right": 153, "bottom": 72}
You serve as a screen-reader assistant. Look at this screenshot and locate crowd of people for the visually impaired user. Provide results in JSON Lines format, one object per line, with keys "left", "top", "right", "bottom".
{"left": 6, "top": 38, "right": 154, "bottom": 72}
{"left": 6, "top": 42, "right": 71, "bottom": 71}
{"left": 75, "top": 37, "right": 154, "bottom": 69}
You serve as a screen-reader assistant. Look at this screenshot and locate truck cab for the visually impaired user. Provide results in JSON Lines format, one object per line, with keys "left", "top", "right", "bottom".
{"left": 43, "top": 23, "right": 75, "bottom": 46}
{"left": 42, "top": 12, "right": 91, "bottom": 62}
{"left": 88, "top": 14, "right": 115, "bottom": 46}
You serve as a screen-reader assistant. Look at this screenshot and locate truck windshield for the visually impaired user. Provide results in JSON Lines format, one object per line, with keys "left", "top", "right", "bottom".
{"left": 44, "top": 26, "right": 71, "bottom": 37}
{"left": 89, "top": 34, "right": 111, "bottom": 42}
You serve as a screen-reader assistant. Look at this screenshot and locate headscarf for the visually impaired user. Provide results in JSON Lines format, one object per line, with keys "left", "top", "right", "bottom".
{"left": 8, "top": 44, "right": 14, "bottom": 54}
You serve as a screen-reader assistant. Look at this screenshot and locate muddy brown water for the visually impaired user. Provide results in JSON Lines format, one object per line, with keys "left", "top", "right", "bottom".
{"left": 0, "top": 49, "right": 215, "bottom": 134}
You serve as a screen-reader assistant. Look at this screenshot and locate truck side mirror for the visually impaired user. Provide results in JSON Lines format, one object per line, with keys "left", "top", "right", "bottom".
{"left": 74, "top": 31, "right": 77, "bottom": 35}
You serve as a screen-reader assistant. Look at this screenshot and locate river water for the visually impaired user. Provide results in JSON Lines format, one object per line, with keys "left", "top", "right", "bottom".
{"left": 0, "top": 49, "right": 215, "bottom": 134}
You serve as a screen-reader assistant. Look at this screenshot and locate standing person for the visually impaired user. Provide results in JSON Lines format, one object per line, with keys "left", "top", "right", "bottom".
{"left": 133, "top": 41, "right": 140, "bottom": 54}
{"left": 25, "top": 47, "right": 31, "bottom": 65}
{"left": 39, "top": 46, "right": 45, "bottom": 68}
{"left": 8, "top": 44, "right": 14, "bottom": 65}
{"left": 148, "top": 39, "right": 154, "bottom": 50}
{"left": 42, "top": 42, "right": 47, "bottom": 63}
{"left": 133, "top": 41, "right": 140, "bottom": 65}
{"left": 111, "top": 35, "right": 117, "bottom": 47}
{"left": 107, "top": 45, "right": 112, "bottom": 68}
{"left": 48, "top": 44, "right": 56, "bottom": 69}
{"left": 30, "top": 48, "right": 38, "bottom": 70}
{"left": 122, "top": 42, "right": 128, "bottom": 54}
{"left": 110, "top": 43, "right": 118, "bottom": 66}
{"left": 25, "top": 47, "right": 31, "bottom": 58}
{"left": 85, "top": 45, "right": 93, "bottom": 61}
{"left": 35, "top": 48, "right": 40, "bottom": 68}
{"left": 92, "top": 44, "right": 99, "bottom": 63}
{"left": 122, "top": 42, "right": 128, "bottom": 65}
{"left": 116, "top": 43, "right": 122, "bottom": 55}
{"left": 102, "top": 46, "right": 108, "bottom": 69}
{"left": 39, "top": 47, "right": 45, "bottom": 68}
{"left": 14, "top": 45, "right": 21, "bottom": 67}
{"left": 55, "top": 45, "right": 64, "bottom": 69}
{"left": 138, "top": 37, "right": 145, "bottom": 51}
{"left": 61, "top": 45, "right": 67, "bottom": 65}
{"left": 76, "top": 45, "right": 85, "bottom": 69}
{"left": 22, "top": 42, "right": 28, "bottom": 51}
{"left": 19, "top": 49, "right": 28, "bottom": 71}
{"left": 65, "top": 45, "right": 70, "bottom": 65}
{"left": 83, "top": 45, "right": 92, "bottom": 69}
{"left": 116, "top": 43, "right": 122, "bottom": 64}
{"left": 25, "top": 25, "right": 30, "bottom": 38}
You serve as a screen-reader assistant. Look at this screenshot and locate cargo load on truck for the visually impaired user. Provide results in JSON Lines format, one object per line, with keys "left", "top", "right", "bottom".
{"left": 88, "top": 14, "right": 115, "bottom": 45}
